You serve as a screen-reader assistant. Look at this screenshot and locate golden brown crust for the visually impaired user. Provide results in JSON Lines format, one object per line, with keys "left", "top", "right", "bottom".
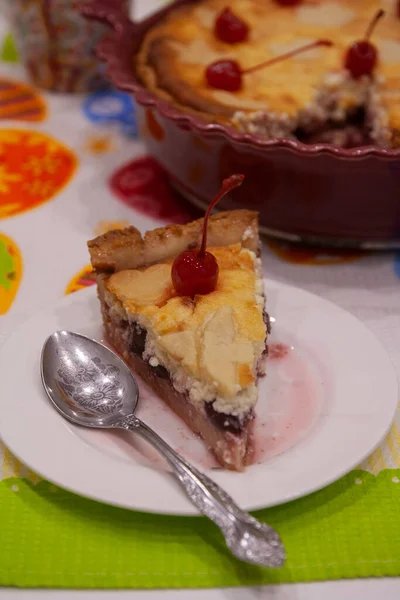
{"left": 145, "top": 37, "right": 235, "bottom": 119}
{"left": 88, "top": 209, "right": 259, "bottom": 273}
{"left": 88, "top": 226, "right": 144, "bottom": 273}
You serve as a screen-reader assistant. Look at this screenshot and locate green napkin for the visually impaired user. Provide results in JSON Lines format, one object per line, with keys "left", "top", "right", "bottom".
{"left": 0, "top": 468, "right": 399, "bottom": 588}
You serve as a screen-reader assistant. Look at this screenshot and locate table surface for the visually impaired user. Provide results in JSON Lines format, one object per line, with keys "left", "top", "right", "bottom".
{"left": 0, "top": 0, "right": 399, "bottom": 597}
{"left": 0, "top": 580, "right": 400, "bottom": 600}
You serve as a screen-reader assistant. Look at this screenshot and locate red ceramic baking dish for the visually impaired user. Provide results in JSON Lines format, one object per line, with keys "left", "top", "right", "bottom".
{"left": 82, "top": 0, "right": 400, "bottom": 249}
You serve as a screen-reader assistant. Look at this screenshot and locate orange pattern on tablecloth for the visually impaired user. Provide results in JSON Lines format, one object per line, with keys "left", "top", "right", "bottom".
{"left": 266, "top": 240, "right": 363, "bottom": 265}
{"left": 93, "top": 219, "right": 130, "bottom": 236}
{"left": 65, "top": 265, "right": 96, "bottom": 295}
{"left": 0, "top": 79, "right": 46, "bottom": 121}
{"left": 83, "top": 133, "right": 115, "bottom": 155}
{"left": 0, "top": 129, "right": 77, "bottom": 219}
{"left": 0, "top": 232, "right": 22, "bottom": 315}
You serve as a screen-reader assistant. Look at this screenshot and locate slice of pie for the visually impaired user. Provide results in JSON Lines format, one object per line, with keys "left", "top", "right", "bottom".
{"left": 88, "top": 209, "right": 268, "bottom": 471}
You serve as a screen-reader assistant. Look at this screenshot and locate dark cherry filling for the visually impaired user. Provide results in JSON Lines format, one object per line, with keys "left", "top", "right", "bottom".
{"left": 128, "top": 321, "right": 170, "bottom": 379}
{"left": 128, "top": 322, "right": 147, "bottom": 356}
{"left": 205, "top": 402, "right": 254, "bottom": 434}
{"left": 295, "top": 107, "right": 370, "bottom": 148}
{"left": 262, "top": 309, "right": 271, "bottom": 358}
{"left": 263, "top": 309, "right": 271, "bottom": 335}
{"left": 151, "top": 364, "right": 170, "bottom": 379}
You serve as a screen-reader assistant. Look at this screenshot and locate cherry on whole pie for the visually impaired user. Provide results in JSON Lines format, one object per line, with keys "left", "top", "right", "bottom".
{"left": 345, "top": 9, "right": 385, "bottom": 79}
{"left": 275, "top": 0, "right": 302, "bottom": 6}
{"left": 206, "top": 39, "right": 333, "bottom": 92}
{"left": 137, "top": 1, "right": 400, "bottom": 150}
{"left": 214, "top": 7, "right": 249, "bottom": 44}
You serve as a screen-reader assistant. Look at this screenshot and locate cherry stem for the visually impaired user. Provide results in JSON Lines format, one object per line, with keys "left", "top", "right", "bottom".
{"left": 242, "top": 39, "right": 333, "bottom": 75}
{"left": 198, "top": 174, "right": 245, "bottom": 258}
{"left": 365, "top": 9, "right": 385, "bottom": 41}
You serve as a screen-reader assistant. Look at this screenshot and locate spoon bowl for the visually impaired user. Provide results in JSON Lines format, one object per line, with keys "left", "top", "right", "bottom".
{"left": 41, "top": 330, "right": 138, "bottom": 428}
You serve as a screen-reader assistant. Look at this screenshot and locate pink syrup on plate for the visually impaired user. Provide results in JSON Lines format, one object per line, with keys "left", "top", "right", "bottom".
{"left": 252, "top": 342, "right": 320, "bottom": 464}
{"left": 75, "top": 338, "right": 322, "bottom": 473}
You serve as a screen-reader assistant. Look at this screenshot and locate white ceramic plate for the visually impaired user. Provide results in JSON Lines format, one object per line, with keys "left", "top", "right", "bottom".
{"left": 0, "top": 281, "right": 397, "bottom": 516}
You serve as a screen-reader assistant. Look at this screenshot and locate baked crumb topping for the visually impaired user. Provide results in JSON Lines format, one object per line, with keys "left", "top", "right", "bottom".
{"left": 103, "top": 244, "right": 266, "bottom": 416}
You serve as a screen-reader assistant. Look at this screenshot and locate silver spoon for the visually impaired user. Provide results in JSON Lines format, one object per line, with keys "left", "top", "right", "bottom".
{"left": 41, "top": 330, "right": 285, "bottom": 568}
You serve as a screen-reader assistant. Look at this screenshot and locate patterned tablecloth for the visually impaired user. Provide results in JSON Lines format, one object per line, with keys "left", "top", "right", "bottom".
{"left": 0, "top": 0, "right": 399, "bottom": 590}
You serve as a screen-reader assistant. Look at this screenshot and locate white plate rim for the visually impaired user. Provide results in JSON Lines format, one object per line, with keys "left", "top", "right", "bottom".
{"left": 0, "top": 280, "right": 397, "bottom": 516}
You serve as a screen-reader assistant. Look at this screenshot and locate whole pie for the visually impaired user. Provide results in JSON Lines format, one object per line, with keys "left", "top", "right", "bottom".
{"left": 136, "top": 0, "right": 400, "bottom": 148}
{"left": 88, "top": 210, "right": 268, "bottom": 470}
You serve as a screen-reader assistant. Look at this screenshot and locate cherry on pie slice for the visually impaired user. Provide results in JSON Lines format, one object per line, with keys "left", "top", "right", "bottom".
{"left": 88, "top": 210, "right": 268, "bottom": 470}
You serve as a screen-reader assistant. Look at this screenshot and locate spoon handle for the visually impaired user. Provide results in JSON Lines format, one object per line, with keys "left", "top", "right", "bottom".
{"left": 117, "top": 414, "right": 284, "bottom": 567}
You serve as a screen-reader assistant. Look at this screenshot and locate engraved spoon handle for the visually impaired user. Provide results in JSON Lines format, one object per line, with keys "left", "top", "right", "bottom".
{"left": 117, "top": 414, "right": 285, "bottom": 567}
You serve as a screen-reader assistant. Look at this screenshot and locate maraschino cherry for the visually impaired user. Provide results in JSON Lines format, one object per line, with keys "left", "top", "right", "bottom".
{"left": 215, "top": 7, "right": 249, "bottom": 44}
{"left": 206, "top": 39, "right": 332, "bottom": 92}
{"left": 275, "top": 0, "right": 302, "bottom": 6}
{"left": 171, "top": 174, "right": 244, "bottom": 297}
{"left": 345, "top": 9, "right": 385, "bottom": 79}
